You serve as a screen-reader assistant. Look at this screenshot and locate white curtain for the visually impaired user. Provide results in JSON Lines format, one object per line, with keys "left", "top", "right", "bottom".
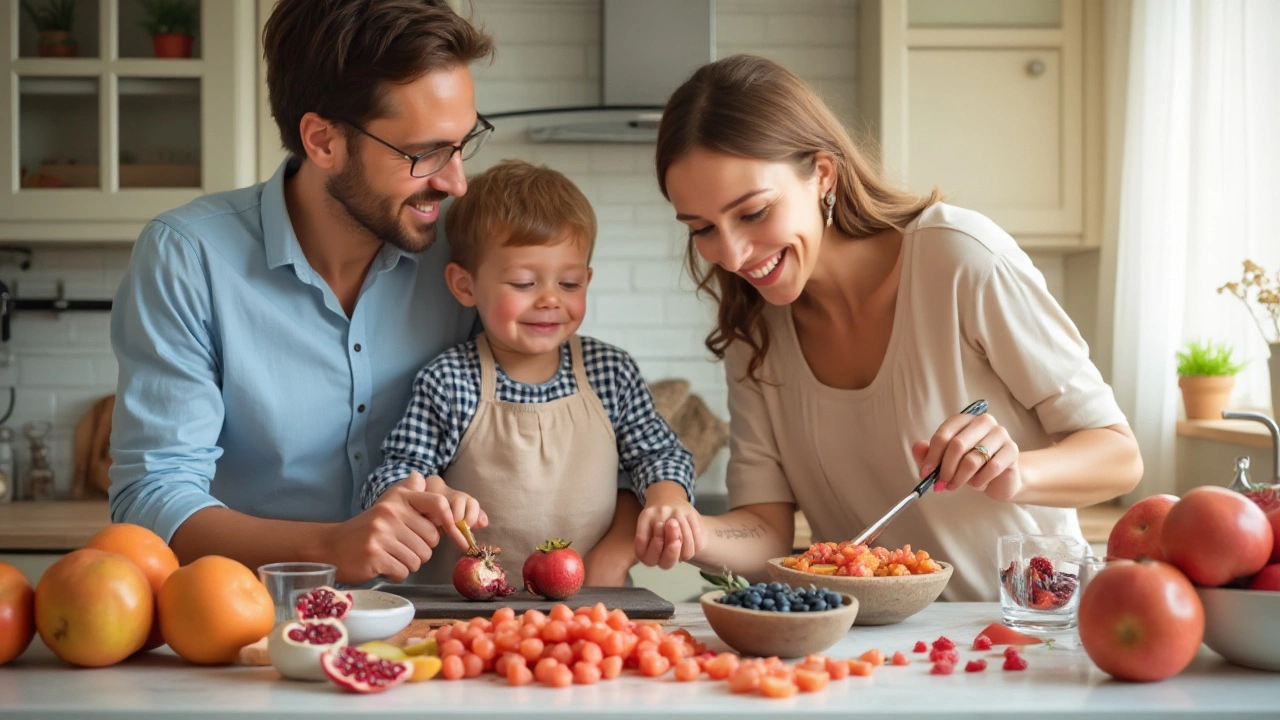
{"left": 1107, "top": 0, "right": 1280, "bottom": 498}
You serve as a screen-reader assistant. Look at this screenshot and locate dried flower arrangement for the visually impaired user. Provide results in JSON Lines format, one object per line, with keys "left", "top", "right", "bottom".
{"left": 1218, "top": 260, "right": 1280, "bottom": 345}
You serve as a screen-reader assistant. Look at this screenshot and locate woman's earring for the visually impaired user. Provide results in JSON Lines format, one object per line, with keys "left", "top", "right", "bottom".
{"left": 823, "top": 191, "right": 836, "bottom": 228}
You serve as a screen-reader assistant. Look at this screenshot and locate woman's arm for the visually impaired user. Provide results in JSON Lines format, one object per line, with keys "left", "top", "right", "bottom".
{"left": 1013, "top": 424, "right": 1142, "bottom": 506}
{"left": 687, "top": 502, "right": 796, "bottom": 582}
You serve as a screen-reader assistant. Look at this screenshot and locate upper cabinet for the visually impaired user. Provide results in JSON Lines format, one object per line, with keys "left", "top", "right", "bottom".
{"left": 0, "top": 0, "right": 257, "bottom": 241}
{"left": 860, "top": 0, "right": 1103, "bottom": 249}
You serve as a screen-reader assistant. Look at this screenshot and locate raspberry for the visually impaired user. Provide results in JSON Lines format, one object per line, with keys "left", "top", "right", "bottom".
{"left": 930, "top": 661, "right": 955, "bottom": 675}
{"left": 913, "top": 641, "right": 928, "bottom": 653}
{"left": 929, "top": 648, "right": 959, "bottom": 664}
{"left": 1029, "top": 556, "right": 1054, "bottom": 576}
{"left": 964, "top": 659, "right": 987, "bottom": 673}
{"left": 1003, "top": 653, "right": 1028, "bottom": 671}
{"left": 932, "top": 636, "right": 956, "bottom": 651}
{"left": 972, "top": 634, "right": 993, "bottom": 651}
{"left": 1003, "top": 646, "right": 1021, "bottom": 657}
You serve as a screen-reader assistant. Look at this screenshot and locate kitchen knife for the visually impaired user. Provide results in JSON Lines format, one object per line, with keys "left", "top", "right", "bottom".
{"left": 849, "top": 399, "right": 989, "bottom": 547}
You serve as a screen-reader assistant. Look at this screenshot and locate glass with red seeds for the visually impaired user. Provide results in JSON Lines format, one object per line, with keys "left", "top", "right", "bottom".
{"left": 997, "top": 534, "right": 1088, "bottom": 632}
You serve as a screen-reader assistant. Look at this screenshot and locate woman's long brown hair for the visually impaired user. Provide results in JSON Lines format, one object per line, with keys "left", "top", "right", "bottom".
{"left": 655, "top": 54, "right": 940, "bottom": 381}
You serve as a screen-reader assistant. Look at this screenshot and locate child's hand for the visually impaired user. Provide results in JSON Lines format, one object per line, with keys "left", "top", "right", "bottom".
{"left": 405, "top": 471, "right": 489, "bottom": 550}
{"left": 633, "top": 481, "right": 703, "bottom": 569}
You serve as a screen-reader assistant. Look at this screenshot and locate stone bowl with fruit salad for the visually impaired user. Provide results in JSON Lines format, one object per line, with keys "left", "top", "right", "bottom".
{"left": 699, "top": 572, "right": 859, "bottom": 659}
{"left": 768, "top": 543, "right": 952, "bottom": 625}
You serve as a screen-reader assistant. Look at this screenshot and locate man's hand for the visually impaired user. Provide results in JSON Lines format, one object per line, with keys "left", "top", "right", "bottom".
{"left": 320, "top": 473, "right": 485, "bottom": 584}
{"left": 634, "top": 481, "right": 704, "bottom": 569}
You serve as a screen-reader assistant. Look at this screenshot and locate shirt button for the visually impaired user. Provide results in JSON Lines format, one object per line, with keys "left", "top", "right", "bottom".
{"left": 357, "top": 404, "right": 366, "bottom": 413}
{"left": 354, "top": 343, "right": 362, "bottom": 352}
{"left": 354, "top": 452, "right": 362, "bottom": 461}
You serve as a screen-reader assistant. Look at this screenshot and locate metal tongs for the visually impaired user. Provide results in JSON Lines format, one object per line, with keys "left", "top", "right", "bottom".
{"left": 850, "top": 399, "right": 989, "bottom": 547}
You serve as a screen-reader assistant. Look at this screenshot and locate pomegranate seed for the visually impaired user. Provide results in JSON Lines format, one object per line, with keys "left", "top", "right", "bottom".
{"left": 932, "top": 636, "right": 955, "bottom": 651}
{"left": 913, "top": 640, "right": 928, "bottom": 653}
{"left": 1003, "top": 653, "right": 1028, "bottom": 671}
{"left": 965, "top": 659, "right": 988, "bottom": 673}
{"left": 930, "top": 661, "right": 955, "bottom": 675}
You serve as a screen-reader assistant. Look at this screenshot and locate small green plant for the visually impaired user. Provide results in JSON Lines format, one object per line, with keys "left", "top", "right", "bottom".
{"left": 138, "top": 0, "right": 199, "bottom": 36}
{"left": 1176, "top": 340, "right": 1247, "bottom": 377}
{"left": 21, "top": 0, "right": 75, "bottom": 32}
{"left": 700, "top": 568, "right": 750, "bottom": 593}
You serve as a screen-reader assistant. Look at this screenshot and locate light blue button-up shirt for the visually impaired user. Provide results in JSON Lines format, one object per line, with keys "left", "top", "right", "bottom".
{"left": 108, "top": 160, "right": 477, "bottom": 541}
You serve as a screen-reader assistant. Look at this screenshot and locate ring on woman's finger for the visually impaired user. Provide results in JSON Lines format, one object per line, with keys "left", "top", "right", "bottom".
{"left": 971, "top": 444, "right": 992, "bottom": 465}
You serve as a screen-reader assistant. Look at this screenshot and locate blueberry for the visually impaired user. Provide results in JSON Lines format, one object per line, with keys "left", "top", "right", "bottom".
{"left": 768, "top": 582, "right": 783, "bottom": 592}
{"left": 793, "top": 604, "right": 808, "bottom": 612}
{"left": 761, "top": 598, "right": 775, "bottom": 609}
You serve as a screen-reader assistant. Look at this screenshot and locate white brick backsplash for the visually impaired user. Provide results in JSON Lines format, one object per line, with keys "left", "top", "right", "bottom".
{"left": 7, "top": 317, "right": 74, "bottom": 349}
{"left": 17, "top": 355, "right": 101, "bottom": 388}
{"left": 625, "top": 329, "right": 711, "bottom": 360}
{"left": 588, "top": 260, "right": 632, "bottom": 290}
{"left": 632, "top": 260, "right": 692, "bottom": 292}
{"left": 592, "top": 293, "right": 666, "bottom": 327}
{"left": 662, "top": 293, "right": 717, "bottom": 327}
{"left": 481, "top": 45, "right": 588, "bottom": 80}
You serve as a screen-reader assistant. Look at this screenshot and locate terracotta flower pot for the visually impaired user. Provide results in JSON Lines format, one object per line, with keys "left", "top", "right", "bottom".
{"left": 1179, "top": 375, "right": 1236, "bottom": 420}
{"left": 37, "top": 30, "right": 76, "bottom": 58}
{"left": 151, "top": 34, "right": 194, "bottom": 59}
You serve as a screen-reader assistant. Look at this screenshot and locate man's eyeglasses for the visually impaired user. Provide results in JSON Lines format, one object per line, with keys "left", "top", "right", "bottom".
{"left": 345, "top": 115, "right": 494, "bottom": 178}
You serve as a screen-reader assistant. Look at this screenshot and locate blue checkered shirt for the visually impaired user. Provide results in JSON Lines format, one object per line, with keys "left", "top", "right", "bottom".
{"left": 362, "top": 336, "right": 695, "bottom": 509}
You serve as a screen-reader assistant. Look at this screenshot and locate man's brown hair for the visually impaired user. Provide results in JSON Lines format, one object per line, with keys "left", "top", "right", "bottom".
{"left": 263, "top": 0, "right": 494, "bottom": 158}
{"left": 445, "top": 160, "right": 597, "bottom": 272}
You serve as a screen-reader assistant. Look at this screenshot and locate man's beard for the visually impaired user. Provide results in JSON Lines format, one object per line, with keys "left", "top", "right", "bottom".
{"left": 325, "top": 157, "right": 445, "bottom": 254}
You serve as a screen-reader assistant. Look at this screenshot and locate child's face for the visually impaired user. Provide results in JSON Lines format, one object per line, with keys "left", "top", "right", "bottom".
{"left": 459, "top": 237, "right": 592, "bottom": 356}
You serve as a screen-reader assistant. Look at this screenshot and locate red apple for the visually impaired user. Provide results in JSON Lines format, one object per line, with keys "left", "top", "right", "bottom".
{"left": 1249, "top": 563, "right": 1280, "bottom": 591}
{"left": 1107, "top": 494, "right": 1179, "bottom": 562}
{"left": 1077, "top": 559, "right": 1204, "bottom": 682}
{"left": 1159, "top": 486, "right": 1273, "bottom": 587}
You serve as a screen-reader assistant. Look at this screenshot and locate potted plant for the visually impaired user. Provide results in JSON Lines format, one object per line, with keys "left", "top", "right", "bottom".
{"left": 138, "top": 0, "right": 199, "bottom": 59}
{"left": 1219, "top": 260, "right": 1280, "bottom": 417}
{"left": 21, "top": 0, "right": 77, "bottom": 58}
{"left": 1176, "top": 340, "right": 1247, "bottom": 420}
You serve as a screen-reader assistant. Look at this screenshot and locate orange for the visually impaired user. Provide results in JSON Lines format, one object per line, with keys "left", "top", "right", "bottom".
{"left": 157, "top": 555, "right": 273, "bottom": 665}
{"left": 0, "top": 561, "right": 36, "bottom": 665}
{"left": 35, "top": 549, "right": 152, "bottom": 667}
{"left": 84, "top": 523, "right": 180, "bottom": 651}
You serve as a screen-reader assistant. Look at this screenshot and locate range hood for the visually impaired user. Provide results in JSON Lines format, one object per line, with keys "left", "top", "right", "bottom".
{"left": 490, "top": 0, "right": 715, "bottom": 143}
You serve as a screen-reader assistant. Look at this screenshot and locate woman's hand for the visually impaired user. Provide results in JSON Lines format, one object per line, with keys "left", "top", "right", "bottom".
{"left": 912, "top": 411, "right": 1023, "bottom": 502}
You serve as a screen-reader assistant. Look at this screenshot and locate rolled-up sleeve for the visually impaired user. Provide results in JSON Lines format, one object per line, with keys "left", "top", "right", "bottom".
{"left": 965, "top": 251, "right": 1128, "bottom": 438}
{"left": 724, "top": 343, "right": 796, "bottom": 510}
{"left": 108, "top": 220, "right": 226, "bottom": 542}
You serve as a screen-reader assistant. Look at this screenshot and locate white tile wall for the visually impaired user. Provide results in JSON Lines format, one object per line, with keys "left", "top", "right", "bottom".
{"left": 6, "top": 0, "right": 1084, "bottom": 498}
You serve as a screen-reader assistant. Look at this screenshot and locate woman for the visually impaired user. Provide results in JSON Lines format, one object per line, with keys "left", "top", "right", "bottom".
{"left": 641, "top": 55, "right": 1142, "bottom": 600}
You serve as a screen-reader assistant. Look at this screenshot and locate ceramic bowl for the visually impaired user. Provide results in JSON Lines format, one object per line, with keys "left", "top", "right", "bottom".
{"left": 343, "top": 589, "right": 416, "bottom": 645}
{"left": 1197, "top": 587, "right": 1280, "bottom": 672}
{"left": 699, "top": 590, "right": 858, "bottom": 658}
{"left": 766, "top": 559, "right": 953, "bottom": 626}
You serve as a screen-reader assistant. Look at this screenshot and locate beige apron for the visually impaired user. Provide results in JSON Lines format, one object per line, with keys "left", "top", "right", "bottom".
{"left": 412, "top": 333, "right": 620, "bottom": 584}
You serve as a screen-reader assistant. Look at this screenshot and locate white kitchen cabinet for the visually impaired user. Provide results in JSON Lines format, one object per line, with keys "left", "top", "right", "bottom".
{"left": 860, "top": 0, "right": 1102, "bottom": 249}
{"left": 0, "top": 0, "right": 258, "bottom": 241}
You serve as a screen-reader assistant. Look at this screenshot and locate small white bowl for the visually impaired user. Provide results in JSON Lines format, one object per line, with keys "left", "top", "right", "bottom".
{"left": 1197, "top": 587, "right": 1280, "bottom": 672}
{"left": 343, "top": 589, "right": 415, "bottom": 645}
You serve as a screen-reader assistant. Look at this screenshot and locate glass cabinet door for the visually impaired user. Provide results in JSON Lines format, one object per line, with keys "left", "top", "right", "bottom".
{"left": 2, "top": 0, "right": 248, "bottom": 241}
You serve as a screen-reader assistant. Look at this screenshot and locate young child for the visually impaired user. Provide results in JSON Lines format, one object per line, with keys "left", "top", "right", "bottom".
{"left": 362, "top": 159, "right": 703, "bottom": 584}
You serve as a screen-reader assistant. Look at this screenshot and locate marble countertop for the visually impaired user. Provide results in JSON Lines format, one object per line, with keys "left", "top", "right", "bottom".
{"left": 4, "top": 602, "right": 1277, "bottom": 719}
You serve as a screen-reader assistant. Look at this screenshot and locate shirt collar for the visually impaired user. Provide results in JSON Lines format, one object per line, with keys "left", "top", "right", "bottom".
{"left": 262, "top": 157, "right": 424, "bottom": 272}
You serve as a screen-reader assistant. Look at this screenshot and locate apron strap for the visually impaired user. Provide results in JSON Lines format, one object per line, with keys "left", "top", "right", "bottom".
{"left": 475, "top": 333, "right": 498, "bottom": 401}
{"left": 568, "top": 335, "right": 590, "bottom": 394}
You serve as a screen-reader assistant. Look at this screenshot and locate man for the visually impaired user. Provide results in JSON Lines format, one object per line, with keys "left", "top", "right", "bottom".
{"left": 109, "top": 0, "right": 494, "bottom": 584}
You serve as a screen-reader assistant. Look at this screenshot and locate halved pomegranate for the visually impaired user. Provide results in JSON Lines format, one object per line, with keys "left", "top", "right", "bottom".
{"left": 268, "top": 618, "right": 348, "bottom": 681}
{"left": 321, "top": 646, "right": 411, "bottom": 693}
{"left": 294, "top": 586, "right": 353, "bottom": 621}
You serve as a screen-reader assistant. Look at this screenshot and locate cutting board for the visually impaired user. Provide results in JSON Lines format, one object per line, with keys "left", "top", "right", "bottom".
{"left": 374, "top": 584, "right": 675, "bottom": 621}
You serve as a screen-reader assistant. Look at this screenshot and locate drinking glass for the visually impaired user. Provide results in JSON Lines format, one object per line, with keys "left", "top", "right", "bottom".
{"left": 997, "top": 534, "right": 1088, "bottom": 632}
{"left": 258, "top": 562, "right": 337, "bottom": 626}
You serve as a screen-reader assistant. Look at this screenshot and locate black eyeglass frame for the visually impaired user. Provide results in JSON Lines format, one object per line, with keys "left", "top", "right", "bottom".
{"left": 344, "top": 115, "right": 494, "bottom": 178}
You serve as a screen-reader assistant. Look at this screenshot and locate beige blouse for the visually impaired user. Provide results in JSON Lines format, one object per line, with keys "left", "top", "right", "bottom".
{"left": 725, "top": 203, "right": 1127, "bottom": 601}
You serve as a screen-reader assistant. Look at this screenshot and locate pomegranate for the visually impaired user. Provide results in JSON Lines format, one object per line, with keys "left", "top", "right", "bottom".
{"left": 321, "top": 645, "right": 412, "bottom": 693}
{"left": 294, "top": 586, "right": 353, "bottom": 621}
{"left": 1160, "top": 485, "right": 1273, "bottom": 586}
{"left": 523, "top": 538, "right": 585, "bottom": 600}
{"left": 269, "top": 617, "right": 349, "bottom": 681}
{"left": 1077, "top": 559, "right": 1204, "bottom": 682}
{"left": 452, "top": 520, "right": 517, "bottom": 601}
